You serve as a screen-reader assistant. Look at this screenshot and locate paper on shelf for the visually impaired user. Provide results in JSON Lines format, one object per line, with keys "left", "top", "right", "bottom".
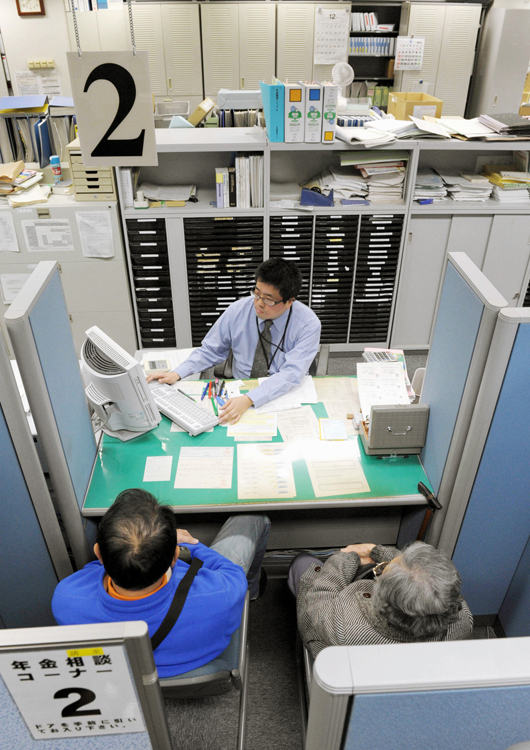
{"left": 277, "top": 405, "right": 320, "bottom": 443}
{"left": 304, "top": 440, "right": 370, "bottom": 497}
{"left": 0, "top": 273, "right": 30, "bottom": 304}
{"left": 139, "top": 183, "right": 195, "bottom": 201}
{"left": 356, "top": 362, "right": 410, "bottom": 420}
{"left": 143, "top": 456, "right": 172, "bottom": 482}
{"left": 237, "top": 443, "right": 296, "bottom": 499}
{"left": 174, "top": 447, "right": 233, "bottom": 489}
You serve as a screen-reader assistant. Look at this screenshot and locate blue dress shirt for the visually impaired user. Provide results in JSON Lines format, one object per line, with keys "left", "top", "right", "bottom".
{"left": 175, "top": 296, "right": 321, "bottom": 408}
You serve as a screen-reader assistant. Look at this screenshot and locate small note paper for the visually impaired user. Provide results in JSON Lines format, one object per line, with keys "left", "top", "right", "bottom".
{"left": 143, "top": 456, "right": 173, "bottom": 482}
{"left": 319, "top": 418, "right": 348, "bottom": 441}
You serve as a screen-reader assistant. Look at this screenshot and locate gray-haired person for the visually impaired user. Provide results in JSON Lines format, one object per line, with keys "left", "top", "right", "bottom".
{"left": 289, "top": 541, "right": 473, "bottom": 658}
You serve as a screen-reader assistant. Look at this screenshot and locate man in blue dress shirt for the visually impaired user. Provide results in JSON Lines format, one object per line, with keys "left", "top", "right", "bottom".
{"left": 147, "top": 258, "right": 321, "bottom": 424}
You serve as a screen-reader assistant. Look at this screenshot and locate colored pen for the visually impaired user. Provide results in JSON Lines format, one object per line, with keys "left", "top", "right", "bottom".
{"left": 200, "top": 383, "right": 209, "bottom": 400}
{"left": 220, "top": 380, "right": 226, "bottom": 395}
{"left": 178, "top": 388, "right": 196, "bottom": 403}
{"left": 208, "top": 381, "right": 212, "bottom": 398}
{"left": 215, "top": 378, "right": 219, "bottom": 397}
{"left": 216, "top": 396, "right": 225, "bottom": 406}
{"left": 211, "top": 396, "right": 218, "bottom": 417}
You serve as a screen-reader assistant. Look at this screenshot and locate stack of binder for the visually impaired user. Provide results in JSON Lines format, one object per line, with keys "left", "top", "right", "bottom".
{"left": 478, "top": 112, "right": 530, "bottom": 137}
{"left": 0, "top": 95, "right": 49, "bottom": 166}
{"left": 184, "top": 217, "right": 263, "bottom": 345}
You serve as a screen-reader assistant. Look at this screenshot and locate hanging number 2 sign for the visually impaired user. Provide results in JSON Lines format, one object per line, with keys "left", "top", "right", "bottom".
{"left": 67, "top": 51, "right": 158, "bottom": 168}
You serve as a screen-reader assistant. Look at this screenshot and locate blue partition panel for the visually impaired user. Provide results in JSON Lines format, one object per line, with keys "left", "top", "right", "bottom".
{"left": 420, "top": 262, "right": 484, "bottom": 494}
{"left": 0, "top": 406, "right": 58, "bottom": 627}
{"left": 500, "top": 537, "right": 530, "bottom": 636}
{"left": 453, "top": 323, "right": 530, "bottom": 614}
{"left": 344, "top": 685, "right": 530, "bottom": 750}
{"left": 29, "top": 272, "right": 96, "bottom": 510}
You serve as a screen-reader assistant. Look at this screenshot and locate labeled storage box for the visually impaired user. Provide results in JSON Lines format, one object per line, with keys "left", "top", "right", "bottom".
{"left": 67, "top": 138, "right": 117, "bottom": 202}
{"left": 387, "top": 92, "right": 443, "bottom": 120}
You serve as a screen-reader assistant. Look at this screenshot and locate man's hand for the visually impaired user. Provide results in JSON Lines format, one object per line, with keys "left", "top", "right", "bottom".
{"left": 341, "top": 543, "right": 376, "bottom": 565}
{"left": 146, "top": 371, "right": 180, "bottom": 385}
{"left": 218, "top": 395, "right": 253, "bottom": 425}
{"left": 177, "top": 528, "right": 198, "bottom": 545}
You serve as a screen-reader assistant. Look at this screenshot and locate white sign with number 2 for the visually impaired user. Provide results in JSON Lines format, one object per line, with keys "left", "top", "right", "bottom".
{"left": 0, "top": 645, "right": 146, "bottom": 740}
{"left": 67, "top": 51, "right": 158, "bottom": 168}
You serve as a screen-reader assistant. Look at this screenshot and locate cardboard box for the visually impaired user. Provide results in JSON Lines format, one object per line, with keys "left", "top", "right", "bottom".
{"left": 388, "top": 92, "right": 443, "bottom": 120}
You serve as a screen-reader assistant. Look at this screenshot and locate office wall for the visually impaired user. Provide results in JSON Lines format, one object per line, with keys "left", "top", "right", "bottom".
{"left": 1, "top": 1, "right": 72, "bottom": 97}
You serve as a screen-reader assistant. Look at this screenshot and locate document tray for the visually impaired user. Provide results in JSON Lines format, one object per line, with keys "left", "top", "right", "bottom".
{"left": 360, "top": 404, "right": 429, "bottom": 455}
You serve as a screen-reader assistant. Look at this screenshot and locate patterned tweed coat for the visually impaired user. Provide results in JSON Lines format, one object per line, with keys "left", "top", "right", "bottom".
{"left": 297, "top": 545, "right": 474, "bottom": 658}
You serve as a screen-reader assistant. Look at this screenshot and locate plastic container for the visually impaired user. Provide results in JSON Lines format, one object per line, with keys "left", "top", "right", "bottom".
{"left": 50, "top": 155, "right": 62, "bottom": 184}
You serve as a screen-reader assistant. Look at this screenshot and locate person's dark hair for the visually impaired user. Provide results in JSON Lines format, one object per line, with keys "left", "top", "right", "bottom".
{"left": 255, "top": 257, "right": 302, "bottom": 302}
{"left": 97, "top": 489, "right": 177, "bottom": 591}
{"left": 371, "top": 542, "right": 463, "bottom": 639}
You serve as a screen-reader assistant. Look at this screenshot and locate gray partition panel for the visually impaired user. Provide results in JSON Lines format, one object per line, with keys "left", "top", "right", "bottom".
{"left": 451, "top": 310, "right": 530, "bottom": 615}
{"left": 5, "top": 262, "right": 97, "bottom": 569}
{"left": 307, "top": 639, "right": 530, "bottom": 750}
{"left": 420, "top": 253, "right": 506, "bottom": 548}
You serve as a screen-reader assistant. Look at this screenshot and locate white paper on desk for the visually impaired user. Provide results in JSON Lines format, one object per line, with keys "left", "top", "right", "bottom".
{"left": 253, "top": 377, "right": 302, "bottom": 414}
{"left": 227, "top": 411, "right": 277, "bottom": 439}
{"left": 143, "top": 455, "right": 172, "bottom": 482}
{"left": 305, "top": 440, "right": 370, "bottom": 497}
{"left": 320, "top": 418, "right": 348, "bottom": 441}
{"left": 277, "top": 405, "right": 320, "bottom": 443}
{"left": 323, "top": 399, "right": 360, "bottom": 436}
{"left": 174, "top": 447, "right": 233, "bottom": 489}
{"left": 140, "top": 183, "right": 195, "bottom": 201}
{"left": 237, "top": 443, "right": 295, "bottom": 499}
{"left": 76, "top": 211, "right": 115, "bottom": 258}
{"left": 0, "top": 213, "right": 18, "bottom": 252}
{"left": 409, "top": 116, "right": 451, "bottom": 138}
{"left": 314, "top": 377, "right": 357, "bottom": 402}
{"left": 356, "top": 362, "right": 410, "bottom": 420}
{"left": 226, "top": 383, "right": 241, "bottom": 398}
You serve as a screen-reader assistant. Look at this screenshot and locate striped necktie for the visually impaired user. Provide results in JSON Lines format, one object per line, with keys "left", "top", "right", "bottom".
{"left": 250, "top": 319, "right": 273, "bottom": 378}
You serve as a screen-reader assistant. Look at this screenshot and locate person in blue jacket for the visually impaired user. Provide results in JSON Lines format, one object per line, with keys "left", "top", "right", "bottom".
{"left": 52, "top": 489, "right": 270, "bottom": 678}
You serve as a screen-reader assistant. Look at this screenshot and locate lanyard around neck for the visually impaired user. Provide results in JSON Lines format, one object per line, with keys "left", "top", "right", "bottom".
{"left": 256, "top": 306, "right": 292, "bottom": 373}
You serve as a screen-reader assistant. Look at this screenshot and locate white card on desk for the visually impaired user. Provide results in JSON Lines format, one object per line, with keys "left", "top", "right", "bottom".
{"left": 143, "top": 455, "right": 173, "bottom": 482}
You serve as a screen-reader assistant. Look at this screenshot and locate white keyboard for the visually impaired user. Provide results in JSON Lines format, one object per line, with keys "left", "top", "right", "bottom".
{"left": 149, "top": 384, "right": 219, "bottom": 436}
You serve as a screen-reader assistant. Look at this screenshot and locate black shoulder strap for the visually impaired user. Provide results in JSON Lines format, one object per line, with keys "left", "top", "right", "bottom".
{"left": 150, "top": 556, "right": 203, "bottom": 652}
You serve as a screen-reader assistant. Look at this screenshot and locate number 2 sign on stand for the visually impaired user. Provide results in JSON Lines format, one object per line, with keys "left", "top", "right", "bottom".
{"left": 67, "top": 51, "right": 158, "bottom": 168}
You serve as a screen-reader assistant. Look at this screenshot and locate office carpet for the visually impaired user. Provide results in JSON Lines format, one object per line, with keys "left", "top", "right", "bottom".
{"left": 163, "top": 578, "right": 302, "bottom": 750}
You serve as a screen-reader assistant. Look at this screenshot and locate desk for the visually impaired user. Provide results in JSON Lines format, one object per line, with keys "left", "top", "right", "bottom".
{"left": 82, "top": 382, "right": 431, "bottom": 549}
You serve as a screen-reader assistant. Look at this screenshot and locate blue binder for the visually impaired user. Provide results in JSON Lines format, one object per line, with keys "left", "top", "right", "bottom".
{"left": 259, "top": 81, "right": 284, "bottom": 142}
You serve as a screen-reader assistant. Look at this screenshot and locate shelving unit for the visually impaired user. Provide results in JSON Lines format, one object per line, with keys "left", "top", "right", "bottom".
{"left": 115, "top": 131, "right": 530, "bottom": 357}
{"left": 348, "top": 2, "right": 402, "bottom": 87}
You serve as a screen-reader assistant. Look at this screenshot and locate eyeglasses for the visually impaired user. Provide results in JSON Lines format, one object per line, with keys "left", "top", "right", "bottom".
{"left": 251, "top": 288, "right": 284, "bottom": 307}
{"left": 372, "top": 561, "right": 390, "bottom": 578}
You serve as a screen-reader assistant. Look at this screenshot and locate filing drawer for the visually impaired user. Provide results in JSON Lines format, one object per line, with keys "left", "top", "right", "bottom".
{"left": 67, "top": 139, "right": 117, "bottom": 202}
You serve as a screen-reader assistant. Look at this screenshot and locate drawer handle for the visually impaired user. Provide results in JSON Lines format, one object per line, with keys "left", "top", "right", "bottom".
{"left": 387, "top": 426, "right": 412, "bottom": 436}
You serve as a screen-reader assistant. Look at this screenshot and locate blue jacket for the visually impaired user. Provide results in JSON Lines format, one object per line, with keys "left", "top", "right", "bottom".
{"left": 52, "top": 542, "right": 248, "bottom": 678}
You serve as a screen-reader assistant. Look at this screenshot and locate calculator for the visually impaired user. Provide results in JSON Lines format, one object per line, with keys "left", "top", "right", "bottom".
{"left": 362, "top": 350, "right": 399, "bottom": 363}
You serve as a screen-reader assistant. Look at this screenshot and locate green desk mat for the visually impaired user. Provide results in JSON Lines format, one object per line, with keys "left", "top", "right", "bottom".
{"left": 83, "top": 399, "right": 431, "bottom": 513}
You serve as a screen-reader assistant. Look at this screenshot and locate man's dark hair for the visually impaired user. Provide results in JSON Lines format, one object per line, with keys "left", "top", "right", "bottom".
{"left": 255, "top": 258, "right": 302, "bottom": 302}
{"left": 97, "top": 489, "right": 177, "bottom": 591}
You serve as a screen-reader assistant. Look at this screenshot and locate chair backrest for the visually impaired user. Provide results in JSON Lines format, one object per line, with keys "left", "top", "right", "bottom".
{"left": 306, "top": 638, "right": 530, "bottom": 750}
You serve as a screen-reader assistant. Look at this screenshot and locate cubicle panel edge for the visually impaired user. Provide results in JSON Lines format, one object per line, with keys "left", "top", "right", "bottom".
{"left": 450, "top": 309, "right": 530, "bottom": 615}
{"left": 0, "top": 330, "right": 73, "bottom": 582}
{"left": 5, "top": 261, "right": 95, "bottom": 569}
{"left": 420, "top": 252, "right": 507, "bottom": 547}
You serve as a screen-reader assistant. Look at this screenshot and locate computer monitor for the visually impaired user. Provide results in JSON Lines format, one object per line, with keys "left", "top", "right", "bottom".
{"left": 80, "top": 326, "right": 161, "bottom": 434}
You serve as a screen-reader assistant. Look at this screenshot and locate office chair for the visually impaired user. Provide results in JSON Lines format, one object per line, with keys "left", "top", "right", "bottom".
{"left": 202, "top": 343, "right": 330, "bottom": 380}
{"left": 159, "top": 592, "right": 249, "bottom": 750}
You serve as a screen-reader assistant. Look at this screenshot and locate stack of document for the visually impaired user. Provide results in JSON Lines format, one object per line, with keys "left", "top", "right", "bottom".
{"left": 478, "top": 112, "right": 530, "bottom": 137}
{"left": 435, "top": 170, "right": 492, "bottom": 202}
{"left": 365, "top": 171, "right": 405, "bottom": 203}
{"left": 491, "top": 185, "right": 530, "bottom": 203}
{"left": 434, "top": 117, "right": 495, "bottom": 140}
{"left": 335, "top": 125, "right": 396, "bottom": 147}
{"left": 304, "top": 166, "right": 368, "bottom": 201}
{"left": 414, "top": 169, "right": 447, "bottom": 201}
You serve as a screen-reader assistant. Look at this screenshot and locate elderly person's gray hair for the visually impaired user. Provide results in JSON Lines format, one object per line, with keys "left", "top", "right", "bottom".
{"left": 371, "top": 541, "right": 463, "bottom": 638}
